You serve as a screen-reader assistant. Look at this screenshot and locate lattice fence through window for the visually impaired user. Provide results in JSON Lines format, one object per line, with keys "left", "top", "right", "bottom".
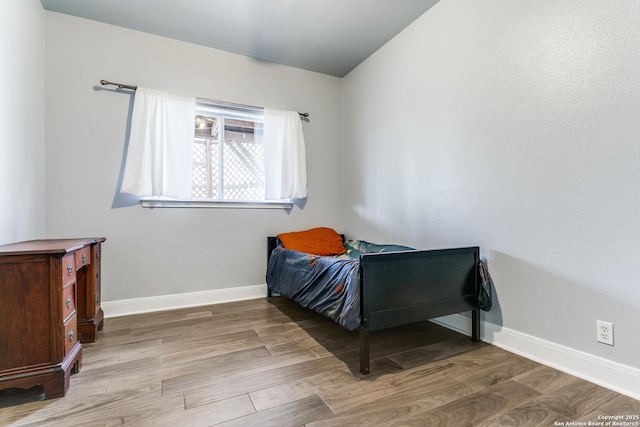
{"left": 193, "top": 115, "right": 263, "bottom": 200}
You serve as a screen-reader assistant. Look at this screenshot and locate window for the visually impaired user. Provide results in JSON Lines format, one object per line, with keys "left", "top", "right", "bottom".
{"left": 192, "top": 103, "right": 265, "bottom": 201}
{"left": 126, "top": 90, "right": 304, "bottom": 209}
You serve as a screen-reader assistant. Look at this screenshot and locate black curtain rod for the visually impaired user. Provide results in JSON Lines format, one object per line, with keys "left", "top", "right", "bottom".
{"left": 100, "top": 80, "right": 137, "bottom": 91}
{"left": 99, "top": 80, "right": 310, "bottom": 118}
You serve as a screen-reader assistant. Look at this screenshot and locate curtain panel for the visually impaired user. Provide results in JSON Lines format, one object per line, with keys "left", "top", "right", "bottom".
{"left": 263, "top": 109, "right": 308, "bottom": 200}
{"left": 121, "top": 87, "right": 196, "bottom": 199}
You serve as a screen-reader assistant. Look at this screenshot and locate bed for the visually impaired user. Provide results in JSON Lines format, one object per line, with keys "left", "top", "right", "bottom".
{"left": 266, "top": 228, "right": 488, "bottom": 375}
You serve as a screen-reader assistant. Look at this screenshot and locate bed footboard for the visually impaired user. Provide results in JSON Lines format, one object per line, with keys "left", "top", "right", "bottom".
{"left": 358, "top": 246, "right": 480, "bottom": 374}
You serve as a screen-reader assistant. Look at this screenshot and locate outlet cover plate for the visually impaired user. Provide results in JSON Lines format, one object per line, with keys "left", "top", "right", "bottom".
{"left": 597, "top": 320, "right": 614, "bottom": 346}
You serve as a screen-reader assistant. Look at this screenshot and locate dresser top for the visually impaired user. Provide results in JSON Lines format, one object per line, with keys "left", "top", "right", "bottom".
{"left": 0, "top": 238, "right": 106, "bottom": 256}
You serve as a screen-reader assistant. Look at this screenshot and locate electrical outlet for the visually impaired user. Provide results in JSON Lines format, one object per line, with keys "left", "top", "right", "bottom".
{"left": 597, "top": 320, "right": 614, "bottom": 346}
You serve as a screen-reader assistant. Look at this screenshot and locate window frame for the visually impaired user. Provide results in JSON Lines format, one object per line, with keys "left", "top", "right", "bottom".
{"left": 140, "top": 198, "right": 293, "bottom": 209}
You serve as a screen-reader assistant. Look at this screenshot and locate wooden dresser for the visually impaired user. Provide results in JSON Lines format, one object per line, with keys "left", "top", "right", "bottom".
{"left": 0, "top": 238, "right": 105, "bottom": 399}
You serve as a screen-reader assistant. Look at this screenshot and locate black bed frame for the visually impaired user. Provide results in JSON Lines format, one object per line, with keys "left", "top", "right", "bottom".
{"left": 267, "top": 236, "right": 481, "bottom": 375}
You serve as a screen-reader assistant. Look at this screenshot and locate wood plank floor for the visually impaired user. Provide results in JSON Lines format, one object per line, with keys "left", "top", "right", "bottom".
{"left": 1, "top": 297, "right": 638, "bottom": 426}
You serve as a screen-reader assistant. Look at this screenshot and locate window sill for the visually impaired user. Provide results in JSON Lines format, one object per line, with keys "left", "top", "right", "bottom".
{"left": 140, "top": 198, "right": 293, "bottom": 209}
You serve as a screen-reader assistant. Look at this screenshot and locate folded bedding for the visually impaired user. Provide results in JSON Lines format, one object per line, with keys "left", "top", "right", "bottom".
{"left": 266, "top": 239, "right": 414, "bottom": 330}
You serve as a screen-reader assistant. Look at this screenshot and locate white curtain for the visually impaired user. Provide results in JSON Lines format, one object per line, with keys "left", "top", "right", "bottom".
{"left": 263, "top": 109, "right": 307, "bottom": 200}
{"left": 121, "top": 87, "right": 196, "bottom": 199}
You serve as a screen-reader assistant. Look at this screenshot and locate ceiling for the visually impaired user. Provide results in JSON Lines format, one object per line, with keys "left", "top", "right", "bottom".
{"left": 39, "top": 0, "right": 439, "bottom": 77}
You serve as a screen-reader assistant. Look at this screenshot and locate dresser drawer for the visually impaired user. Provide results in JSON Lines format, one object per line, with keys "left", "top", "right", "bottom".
{"left": 75, "top": 247, "right": 91, "bottom": 269}
{"left": 62, "top": 253, "right": 76, "bottom": 286}
{"left": 62, "top": 282, "right": 76, "bottom": 322}
{"left": 64, "top": 315, "right": 78, "bottom": 356}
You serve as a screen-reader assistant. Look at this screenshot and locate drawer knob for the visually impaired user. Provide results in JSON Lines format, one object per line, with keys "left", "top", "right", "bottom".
{"left": 68, "top": 330, "right": 74, "bottom": 342}
{"left": 66, "top": 263, "right": 73, "bottom": 275}
{"left": 82, "top": 253, "right": 87, "bottom": 264}
{"left": 66, "top": 297, "right": 72, "bottom": 309}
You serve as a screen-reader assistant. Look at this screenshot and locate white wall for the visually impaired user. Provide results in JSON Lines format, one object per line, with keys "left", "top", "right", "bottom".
{"left": 343, "top": 0, "right": 640, "bottom": 372}
{"left": 0, "top": 0, "right": 45, "bottom": 244}
{"left": 44, "top": 13, "right": 343, "bottom": 302}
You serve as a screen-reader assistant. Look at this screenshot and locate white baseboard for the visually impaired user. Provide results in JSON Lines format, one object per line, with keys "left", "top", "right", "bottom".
{"left": 431, "top": 313, "right": 640, "bottom": 401}
{"left": 102, "top": 284, "right": 267, "bottom": 318}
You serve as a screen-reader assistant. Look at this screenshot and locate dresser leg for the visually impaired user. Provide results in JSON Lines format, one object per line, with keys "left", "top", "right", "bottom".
{"left": 0, "top": 344, "right": 82, "bottom": 401}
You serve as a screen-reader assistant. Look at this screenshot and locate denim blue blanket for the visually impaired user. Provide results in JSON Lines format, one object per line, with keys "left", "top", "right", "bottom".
{"left": 266, "top": 240, "right": 414, "bottom": 330}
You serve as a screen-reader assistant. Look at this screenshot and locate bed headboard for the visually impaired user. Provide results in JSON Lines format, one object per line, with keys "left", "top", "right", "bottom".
{"left": 267, "top": 236, "right": 280, "bottom": 262}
